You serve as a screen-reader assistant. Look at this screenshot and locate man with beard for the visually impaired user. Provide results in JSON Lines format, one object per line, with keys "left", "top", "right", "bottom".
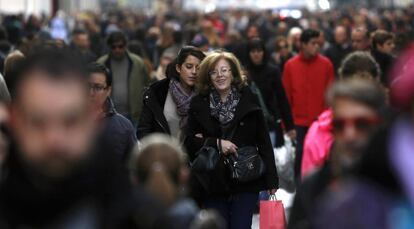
{"left": 0, "top": 49, "right": 137, "bottom": 228}
{"left": 288, "top": 78, "right": 386, "bottom": 229}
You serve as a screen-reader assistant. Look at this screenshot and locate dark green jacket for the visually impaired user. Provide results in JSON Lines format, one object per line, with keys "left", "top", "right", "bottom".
{"left": 97, "top": 51, "right": 149, "bottom": 123}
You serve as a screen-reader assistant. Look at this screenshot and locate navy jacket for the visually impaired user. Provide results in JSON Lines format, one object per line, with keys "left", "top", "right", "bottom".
{"left": 101, "top": 98, "right": 137, "bottom": 162}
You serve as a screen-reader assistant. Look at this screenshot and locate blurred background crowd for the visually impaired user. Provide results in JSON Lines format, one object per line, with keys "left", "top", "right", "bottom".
{"left": 0, "top": 0, "right": 413, "bottom": 229}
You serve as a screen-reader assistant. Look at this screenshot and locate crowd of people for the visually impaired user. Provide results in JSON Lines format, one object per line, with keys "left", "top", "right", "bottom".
{"left": 0, "top": 4, "right": 413, "bottom": 229}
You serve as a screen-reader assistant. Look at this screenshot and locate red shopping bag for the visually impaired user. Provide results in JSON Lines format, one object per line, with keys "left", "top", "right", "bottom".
{"left": 260, "top": 195, "right": 286, "bottom": 229}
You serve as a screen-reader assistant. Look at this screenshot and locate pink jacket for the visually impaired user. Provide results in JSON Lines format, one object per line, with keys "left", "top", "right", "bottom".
{"left": 301, "top": 109, "right": 334, "bottom": 179}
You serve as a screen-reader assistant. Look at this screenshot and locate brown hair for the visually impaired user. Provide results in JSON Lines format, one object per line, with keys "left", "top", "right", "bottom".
{"left": 371, "top": 29, "right": 395, "bottom": 50}
{"left": 196, "top": 50, "right": 246, "bottom": 95}
{"left": 339, "top": 51, "right": 381, "bottom": 80}
{"left": 326, "top": 77, "right": 386, "bottom": 115}
{"left": 275, "top": 36, "right": 289, "bottom": 52}
{"left": 129, "top": 134, "right": 187, "bottom": 207}
{"left": 4, "top": 50, "right": 25, "bottom": 77}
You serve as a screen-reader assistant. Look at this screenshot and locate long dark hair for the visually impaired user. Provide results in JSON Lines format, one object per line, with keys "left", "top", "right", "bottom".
{"left": 246, "top": 37, "right": 269, "bottom": 68}
{"left": 165, "top": 46, "right": 205, "bottom": 81}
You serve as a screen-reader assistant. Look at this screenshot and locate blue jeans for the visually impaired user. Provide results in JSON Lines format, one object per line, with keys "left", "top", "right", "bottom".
{"left": 203, "top": 192, "right": 258, "bottom": 229}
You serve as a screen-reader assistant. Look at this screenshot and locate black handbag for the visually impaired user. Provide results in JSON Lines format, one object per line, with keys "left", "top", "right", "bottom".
{"left": 223, "top": 121, "right": 266, "bottom": 183}
{"left": 191, "top": 146, "right": 220, "bottom": 172}
{"left": 225, "top": 146, "right": 266, "bottom": 182}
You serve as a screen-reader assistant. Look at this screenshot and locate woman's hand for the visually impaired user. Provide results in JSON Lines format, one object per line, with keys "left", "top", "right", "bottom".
{"left": 286, "top": 129, "right": 297, "bottom": 141}
{"left": 268, "top": 188, "right": 277, "bottom": 195}
{"left": 220, "top": 140, "right": 238, "bottom": 155}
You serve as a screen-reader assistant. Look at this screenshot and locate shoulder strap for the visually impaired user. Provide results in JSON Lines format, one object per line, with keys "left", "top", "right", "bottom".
{"left": 250, "top": 81, "right": 272, "bottom": 119}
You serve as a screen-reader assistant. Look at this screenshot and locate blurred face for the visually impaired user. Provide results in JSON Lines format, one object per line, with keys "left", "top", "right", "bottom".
{"left": 334, "top": 27, "right": 347, "bottom": 45}
{"left": 293, "top": 33, "right": 302, "bottom": 50}
{"left": 89, "top": 73, "right": 111, "bottom": 109}
{"left": 209, "top": 58, "right": 233, "bottom": 95}
{"left": 278, "top": 41, "right": 290, "bottom": 56}
{"left": 249, "top": 49, "right": 264, "bottom": 65}
{"left": 377, "top": 39, "right": 395, "bottom": 55}
{"left": 332, "top": 98, "right": 380, "bottom": 166}
{"left": 73, "top": 33, "right": 90, "bottom": 50}
{"left": 247, "top": 26, "right": 259, "bottom": 39}
{"left": 9, "top": 72, "right": 96, "bottom": 179}
{"left": 176, "top": 55, "right": 201, "bottom": 90}
{"left": 110, "top": 41, "right": 127, "bottom": 60}
{"left": 352, "top": 31, "right": 370, "bottom": 51}
{"left": 318, "top": 32, "right": 326, "bottom": 47}
{"left": 302, "top": 38, "right": 320, "bottom": 58}
{"left": 160, "top": 56, "right": 173, "bottom": 68}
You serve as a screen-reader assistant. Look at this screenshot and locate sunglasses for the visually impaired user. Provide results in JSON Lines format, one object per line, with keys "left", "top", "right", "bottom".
{"left": 279, "top": 44, "right": 289, "bottom": 49}
{"left": 332, "top": 116, "right": 381, "bottom": 133}
{"left": 111, "top": 44, "right": 125, "bottom": 50}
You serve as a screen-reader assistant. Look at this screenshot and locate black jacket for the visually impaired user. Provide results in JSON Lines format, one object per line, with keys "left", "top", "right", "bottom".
{"left": 371, "top": 50, "right": 395, "bottom": 86}
{"left": 245, "top": 40, "right": 294, "bottom": 142}
{"left": 246, "top": 62, "right": 294, "bottom": 138}
{"left": 288, "top": 162, "right": 333, "bottom": 229}
{"left": 184, "top": 86, "right": 278, "bottom": 198}
{"left": 324, "top": 43, "right": 352, "bottom": 76}
{"left": 137, "top": 78, "right": 171, "bottom": 139}
{"left": 100, "top": 98, "right": 137, "bottom": 162}
{"left": 0, "top": 140, "right": 136, "bottom": 228}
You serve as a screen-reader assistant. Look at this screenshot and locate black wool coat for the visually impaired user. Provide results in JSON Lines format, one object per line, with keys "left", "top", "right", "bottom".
{"left": 184, "top": 86, "right": 279, "bottom": 198}
{"left": 137, "top": 78, "right": 171, "bottom": 139}
{"left": 246, "top": 63, "right": 295, "bottom": 147}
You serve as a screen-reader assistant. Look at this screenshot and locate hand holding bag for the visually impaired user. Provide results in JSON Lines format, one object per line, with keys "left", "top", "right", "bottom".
{"left": 224, "top": 123, "right": 266, "bottom": 183}
{"left": 260, "top": 194, "right": 286, "bottom": 229}
{"left": 225, "top": 146, "right": 266, "bottom": 182}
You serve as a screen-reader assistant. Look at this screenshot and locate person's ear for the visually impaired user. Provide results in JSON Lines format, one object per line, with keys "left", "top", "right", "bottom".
{"left": 106, "top": 86, "right": 112, "bottom": 97}
{"left": 176, "top": 64, "right": 181, "bottom": 74}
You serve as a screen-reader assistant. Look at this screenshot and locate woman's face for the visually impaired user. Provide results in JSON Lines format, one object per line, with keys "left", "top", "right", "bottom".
{"left": 209, "top": 58, "right": 233, "bottom": 94}
{"left": 176, "top": 55, "right": 201, "bottom": 89}
{"left": 278, "top": 41, "right": 290, "bottom": 56}
{"left": 249, "top": 49, "right": 264, "bottom": 65}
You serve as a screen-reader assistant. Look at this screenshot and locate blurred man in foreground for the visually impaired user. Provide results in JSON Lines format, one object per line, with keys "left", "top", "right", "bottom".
{"left": 289, "top": 78, "right": 386, "bottom": 229}
{"left": 0, "top": 49, "right": 135, "bottom": 228}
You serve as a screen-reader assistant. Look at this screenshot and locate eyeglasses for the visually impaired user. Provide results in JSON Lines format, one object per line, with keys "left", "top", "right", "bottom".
{"left": 89, "top": 83, "right": 108, "bottom": 92}
{"left": 332, "top": 116, "right": 381, "bottom": 134}
{"left": 209, "top": 67, "right": 231, "bottom": 78}
{"left": 111, "top": 44, "right": 125, "bottom": 50}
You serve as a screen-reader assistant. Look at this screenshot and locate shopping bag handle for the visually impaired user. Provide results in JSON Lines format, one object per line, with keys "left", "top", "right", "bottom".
{"left": 269, "top": 194, "right": 278, "bottom": 201}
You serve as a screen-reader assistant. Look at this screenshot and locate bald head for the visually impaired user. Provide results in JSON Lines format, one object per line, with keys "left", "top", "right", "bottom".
{"left": 334, "top": 26, "right": 348, "bottom": 45}
{"left": 351, "top": 28, "right": 370, "bottom": 51}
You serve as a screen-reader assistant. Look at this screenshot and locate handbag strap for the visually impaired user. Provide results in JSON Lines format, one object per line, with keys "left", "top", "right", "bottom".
{"left": 250, "top": 81, "right": 272, "bottom": 120}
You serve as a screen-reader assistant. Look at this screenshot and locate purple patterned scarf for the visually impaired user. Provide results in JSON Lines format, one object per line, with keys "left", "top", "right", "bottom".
{"left": 210, "top": 87, "right": 240, "bottom": 125}
{"left": 169, "top": 79, "right": 196, "bottom": 128}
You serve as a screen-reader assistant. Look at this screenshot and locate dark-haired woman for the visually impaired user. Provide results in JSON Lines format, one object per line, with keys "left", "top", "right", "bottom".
{"left": 137, "top": 46, "right": 206, "bottom": 140}
{"left": 246, "top": 38, "right": 296, "bottom": 148}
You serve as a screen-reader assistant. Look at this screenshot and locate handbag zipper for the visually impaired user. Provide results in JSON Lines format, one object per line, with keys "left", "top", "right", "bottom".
{"left": 233, "top": 155, "right": 259, "bottom": 166}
